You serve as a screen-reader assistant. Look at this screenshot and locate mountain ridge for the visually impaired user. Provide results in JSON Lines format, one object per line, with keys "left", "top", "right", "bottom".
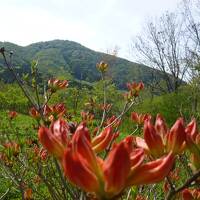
{"left": 0, "top": 39, "right": 161, "bottom": 88}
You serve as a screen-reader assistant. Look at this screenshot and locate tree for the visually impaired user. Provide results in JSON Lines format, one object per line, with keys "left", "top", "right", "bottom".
{"left": 182, "top": 0, "right": 200, "bottom": 75}
{"left": 182, "top": 0, "right": 200, "bottom": 113}
{"left": 133, "top": 12, "right": 188, "bottom": 93}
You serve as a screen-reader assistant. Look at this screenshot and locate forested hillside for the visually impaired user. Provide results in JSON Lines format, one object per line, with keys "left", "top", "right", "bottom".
{"left": 0, "top": 40, "right": 162, "bottom": 88}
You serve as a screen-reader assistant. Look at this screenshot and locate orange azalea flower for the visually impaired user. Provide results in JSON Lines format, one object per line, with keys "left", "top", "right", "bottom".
{"left": 99, "top": 103, "right": 112, "bottom": 111}
{"left": 166, "top": 118, "right": 186, "bottom": 154}
{"left": 92, "top": 127, "right": 119, "bottom": 153}
{"left": 3, "top": 142, "right": 20, "bottom": 157}
{"left": 104, "top": 115, "right": 121, "bottom": 129}
{"left": 126, "top": 82, "right": 144, "bottom": 93}
{"left": 185, "top": 119, "right": 200, "bottom": 171}
{"left": 62, "top": 125, "right": 174, "bottom": 199}
{"left": 30, "top": 103, "right": 67, "bottom": 121}
{"left": 182, "top": 189, "right": 200, "bottom": 200}
{"left": 24, "top": 188, "right": 33, "bottom": 200}
{"left": 39, "top": 120, "right": 175, "bottom": 199}
{"left": 46, "top": 103, "right": 67, "bottom": 121}
{"left": 135, "top": 115, "right": 186, "bottom": 157}
{"left": 96, "top": 61, "right": 108, "bottom": 73}
{"left": 131, "top": 112, "right": 151, "bottom": 125}
{"left": 48, "top": 79, "right": 68, "bottom": 93}
{"left": 38, "top": 119, "right": 70, "bottom": 159}
{"left": 51, "top": 103, "right": 66, "bottom": 117}
{"left": 38, "top": 119, "right": 119, "bottom": 159}
{"left": 8, "top": 111, "right": 18, "bottom": 120}
{"left": 29, "top": 107, "right": 40, "bottom": 119}
{"left": 81, "top": 111, "right": 94, "bottom": 124}
{"left": 144, "top": 119, "right": 165, "bottom": 157}
{"left": 125, "top": 81, "right": 144, "bottom": 99}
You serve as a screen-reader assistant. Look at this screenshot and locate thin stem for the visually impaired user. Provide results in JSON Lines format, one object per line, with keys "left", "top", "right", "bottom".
{"left": 103, "top": 99, "right": 136, "bottom": 130}
{"left": 37, "top": 163, "right": 60, "bottom": 200}
{"left": 34, "top": 62, "right": 41, "bottom": 107}
{"left": 126, "top": 188, "right": 132, "bottom": 200}
{"left": 0, "top": 161, "right": 25, "bottom": 200}
{"left": 0, "top": 49, "right": 38, "bottom": 110}
{"left": 165, "top": 170, "right": 200, "bottom": 200}
{"left": 179, "top": 154, "right": 193, "bottom": 177}
{"left": 97, "top": 74, "right": 107, "bottom": 135}
{"left": 103, "top": 100, "right": 137, "bottom": 159}
{"left": 0, "top": 188, "right": 9, "bottom": 200}
{"left": 54, "top": 158, "right": 76, "bottom": 199}
{"left": 130, "top": 125, "right": 139, "bottom": 135}
{"left": 166, "top": 176, "right": 175, "bottom": 191}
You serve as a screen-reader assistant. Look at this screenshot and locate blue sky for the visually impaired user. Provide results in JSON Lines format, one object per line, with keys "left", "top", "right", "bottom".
{"left": 0, "top": 0, "right": 181, "bottom": 60}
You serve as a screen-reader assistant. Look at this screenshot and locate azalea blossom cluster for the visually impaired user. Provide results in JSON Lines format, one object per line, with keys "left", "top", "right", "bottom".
{"left": 30, "top": 103, "right": 67, "bottom": 122}
{"left": 28, "top": 77, "right": 198, "bottom": 200}
{"left": 35, "top": 80, "right": 199, "bottom": 200}
{"left": 38, "top": 118, "right": 175, "bottom": 199}
{"left": 0, "top": 53, "right": 199, "bottom": 199}
{"left": 124, "top": 81, "right": 144, "bottom": 100}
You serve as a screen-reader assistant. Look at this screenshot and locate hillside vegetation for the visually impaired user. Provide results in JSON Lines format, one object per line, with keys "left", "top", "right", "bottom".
{"left": 0, "top": 40, "right": 163, "bottom": 88}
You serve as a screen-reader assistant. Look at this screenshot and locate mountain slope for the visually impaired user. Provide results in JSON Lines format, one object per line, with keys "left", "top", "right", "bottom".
{"left": 0, "top": 40, "right": 160, "bottom": 88}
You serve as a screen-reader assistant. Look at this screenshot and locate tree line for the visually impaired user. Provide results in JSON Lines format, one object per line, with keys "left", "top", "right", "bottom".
{"left": 133, "top": 0, "right": 200, "bottom": 94}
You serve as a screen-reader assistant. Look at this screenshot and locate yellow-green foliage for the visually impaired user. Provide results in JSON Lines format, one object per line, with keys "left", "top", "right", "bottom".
{"left": 135, "top": 86, "right": 197, "bottom": 125}
{"left": 0, "top": 82, "right": 29, "bottom": 113}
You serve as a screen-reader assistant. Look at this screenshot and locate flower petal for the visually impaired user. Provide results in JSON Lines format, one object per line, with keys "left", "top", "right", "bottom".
{"left": 103, "top": 141, "right": 131, "bottom": 196}
{"left": 155, "top": 114, "right": 168, "bottom": 141}
{"left": 167, "top": 118, "right": 186, "bottom": 154}
{"left": 50, "top": 119, "right": 69, "bottom": 145}
{"left": 130, "top": 148, "right": 144, "bottom": 170}
{"left": 38, "top": 127, "right": 64, "bottom": 159}
{"left": 63, "top": 146, "right": 99, "bottom": 193}
{"left": 92, "top": 127, "right": 118, "bottom": 153}
{"left": 144, "top": 120, "right": 164, "bottom": 157}
{"left": 127, "top": 152, "right": 174, "bottom": 185}
{"left": 135, "top": 136, "right": 149, "bottom": 153}
{"left": 182, "top": 189, "right": 194, "bottom": 200}
{"left": 72, "top": 123, "right": 98, "bottom": 172}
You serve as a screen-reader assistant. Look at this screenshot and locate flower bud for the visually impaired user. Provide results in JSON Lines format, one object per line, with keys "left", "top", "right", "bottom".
{"left": 96, "top": 61, "right": 108, "bottom": 73}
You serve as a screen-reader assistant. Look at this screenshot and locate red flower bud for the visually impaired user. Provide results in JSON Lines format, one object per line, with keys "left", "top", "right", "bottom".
{"left": 48, "top": 79, "right": 68, "bottom": 93}
{"left": 24, "top": 188, "right": 33, "bottom": 200}
{"left": 92, "top": 127, "right": 119, "bottom": 153}
{"left": 185, "top": 119, "right": 199, "bottom": 153}
{"left": 38, "top": 119, "right": 70, "bottom": 159}
{"left": 63, "top": 145, "right": 100, "bottom": 193}
{"left": 29, "top": 107, "right": 40, "bottom": 119}
{"left": 81, "top": 111, "right": 94, "bottom": 123}
{"left": 167, "top": 118, "right": 186, "bottom": 154}
{"left": 96, "top": 61, "right": 108, "bottom": 73}
{"left": 144, "top": 120, "right": 164, "bottom": 157}
{"left": 182, "top": 189, "right": 194, "bottom": 200}
{"left": 155, "top": 114, "right": 168, "bottom": 142}
{"left": 127, "top": 152, "right": 174, "bottom": 185}
{"left": 8, "top": 111, "right": 18, "bottom": 120}
{"left": 126, "top": 81, "right": 144, "bottom": 97}
{"left": 131, "top": 112, "right": 151, "bottom": 125}
{"left": 63, "top": 123, "right": 100, "bottom": 193}
{"left": 103, "top": 142, "right": 131, "bottom": 196}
